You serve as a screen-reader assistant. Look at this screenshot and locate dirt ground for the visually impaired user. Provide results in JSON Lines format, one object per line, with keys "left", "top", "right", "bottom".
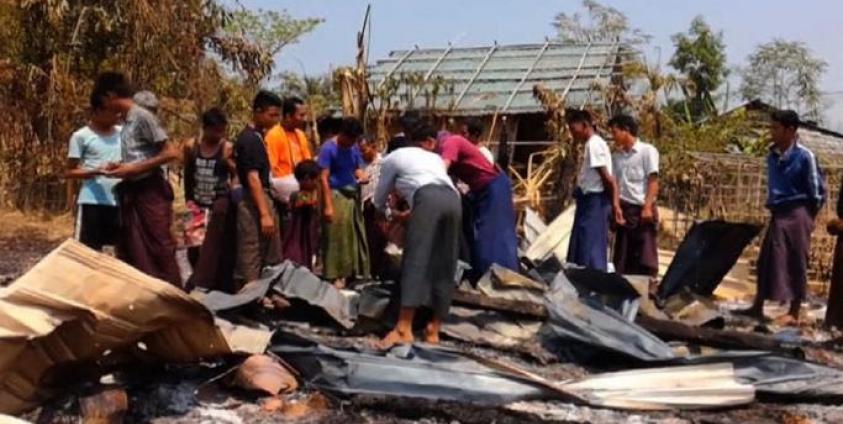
{"left": 0, "top": 210, "right": 72, "bottom": 282}
{"left": 6, "top": 210, "right": 843, "bottom": 423}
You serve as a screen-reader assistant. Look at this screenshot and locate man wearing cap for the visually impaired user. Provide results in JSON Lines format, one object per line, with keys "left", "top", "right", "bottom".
{"left": 740, "top": 110, "right": 826, "bottom": 324}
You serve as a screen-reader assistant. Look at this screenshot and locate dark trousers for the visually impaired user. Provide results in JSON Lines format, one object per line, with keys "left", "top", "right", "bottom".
{"left": 401, "top": 185, "right": 462, "bottom": 318}
{"left": 188, "top": 196, "right": 237, "bottom": 292}
{"left": 76, "top": 204, "right": 120, "bottom": 251}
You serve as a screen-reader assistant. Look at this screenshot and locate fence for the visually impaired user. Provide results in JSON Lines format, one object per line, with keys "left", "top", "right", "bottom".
{"left": 660, "top": 151, "right": 842, "bottom": 283}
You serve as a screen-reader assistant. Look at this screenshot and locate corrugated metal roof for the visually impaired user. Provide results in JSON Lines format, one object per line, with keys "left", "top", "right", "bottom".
{"left": 368, "top": 42, "right": 628, "bottom": 116}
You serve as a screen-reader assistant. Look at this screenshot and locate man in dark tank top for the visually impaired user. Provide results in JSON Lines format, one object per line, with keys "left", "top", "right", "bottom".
{"left": 182, "top": 107, "right": 237, "bottom": 291}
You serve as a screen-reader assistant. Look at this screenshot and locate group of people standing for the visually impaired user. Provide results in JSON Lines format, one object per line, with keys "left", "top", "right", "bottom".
{"left": 565, "top": 110, "right": 662, "bottom": 279}
{"left": 67, "top": 72, "right": 520, "bottom": 347}
{"left": 564, "top": 108, "right": 837, "bottom": 327}
{"left": 67, "top": 70, "right": 843, "bottom": 340}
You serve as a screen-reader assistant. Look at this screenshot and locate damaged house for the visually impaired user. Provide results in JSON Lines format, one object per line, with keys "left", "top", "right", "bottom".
{"left": 367, "top": 41, "right": 639, "bottom": 173}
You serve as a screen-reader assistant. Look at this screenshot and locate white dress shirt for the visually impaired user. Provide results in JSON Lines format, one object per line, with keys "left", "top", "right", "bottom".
{"left": 613, "top": 139, "right": 659, "bottom": 205}
{"left": 576, "top": 134, "right": 613, "bottom": 193}
{"left": 374, "top": 147, "right": 457, "bottom": 211}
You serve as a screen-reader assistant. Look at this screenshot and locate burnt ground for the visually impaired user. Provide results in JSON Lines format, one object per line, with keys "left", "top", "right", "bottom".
{"left": 6, "top": 212, "right": 843, "bottom": 423}
{"left": 0, "top": 211, "right": 72, "bottom": 283}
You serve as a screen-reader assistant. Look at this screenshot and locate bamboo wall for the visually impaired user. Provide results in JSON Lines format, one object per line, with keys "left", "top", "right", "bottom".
{"left": 660, "top": 152, "right": 842, "bottom": 283}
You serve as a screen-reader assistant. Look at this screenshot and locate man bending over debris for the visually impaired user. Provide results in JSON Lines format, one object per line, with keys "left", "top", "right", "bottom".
{"left": 739, "top": 110, "right": 825, "bottom": 325}
{"left": 565, "top": 109, "right": 623, "bottom": 272}
{"left": 96, "top": 72, "right": 182, "bottom": 287}
{"left": 609, "top": 114, "right": 660, "bottom": 277}
{"left": 440, "top": 123, "right": 518, "bottom": 280}
{"left": 373, "top": 122, "right": 461, "bottom": 348}
{"left": 233, "top": 91, "right": 284, "bottom": 289}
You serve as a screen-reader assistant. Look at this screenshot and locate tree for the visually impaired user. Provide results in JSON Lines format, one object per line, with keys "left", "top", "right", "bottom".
{"left": 276, "top": 71, "right": 339, "bottom": 119}
{"left": 668, "top": 16, "right": 727, "bottom": 121}
{"left": 0, "top": 1, "right": 320, "bottom": 211}
{"left": 552, "top": 0, "right": 649, "bottom": 44}
{"left": 221, "top": 8, "right": 323, "bottom": 83}
{"left": 740, "top": 39, "right": 828, "bottom": 122}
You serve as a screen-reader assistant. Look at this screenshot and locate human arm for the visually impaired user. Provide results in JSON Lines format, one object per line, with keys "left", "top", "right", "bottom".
{"left": 373, "top": 158, "right": 396, "bottom": 212}
{"left": 105, "top": 141, "right": 178, "bottom": 178}
{"left": 65, "top": 159, "right": 101, "bottom": 179}
{"left": 245, "top": 170, "right": 274, "bottom": 237}
{"left": 320, "top": 169, "right": 334, "bottom": 222}
{"left": 183, "top": 140, "right": 196, "bottom": 204}
{"left": 641, "top": 175, "right": 659, "bottom": 224}
{"left": 597, "top": 167, "right": 625, "bottom": 226}
{"left": 440, "top": 137, "right": 457, "bottom": 170}
{"left": 65, "top": 132, "right": 100, "bottom": 179}
{"left": 804, "top": 153, "right": 826, "bottom": 217}
{"left": 105, "top": 114, "right": 176, "bottom": 178}
{"left": 641, "top": 146, "right": 660, "bottom": 224}
{"left": 223, "top": 141, "right": 237, "bottom": 184}
{"left": 354, "top": 147, "right": 369, "bottom": 184}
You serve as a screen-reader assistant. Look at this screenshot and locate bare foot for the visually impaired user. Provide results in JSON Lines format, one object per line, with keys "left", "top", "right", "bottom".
{"left": 333, "top": 278, "right": 346, "bottom": 290}
{"left": 374, "top": 329, "right": 413, "bottom": 350}
{"left": 774, "top": 314, "right": 800, "bottom": 327}
{"left": 423, "top": 326, "right": 440, "bottom": 344}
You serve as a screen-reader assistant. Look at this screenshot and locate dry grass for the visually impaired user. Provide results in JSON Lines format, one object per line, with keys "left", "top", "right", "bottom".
{"left": 0, "top": 209, "right": 73, "bottom": 242}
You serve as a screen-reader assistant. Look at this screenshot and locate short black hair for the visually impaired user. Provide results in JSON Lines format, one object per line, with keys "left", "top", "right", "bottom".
{"left": 294, "top": 159, "right": 321, "bottom": 181}
{"left": 565, "top": 109, "right": 593, "bottom": 125}
{"left": 317, "top": 115, "right": 342, "bottom": 137}
{"left": 253, "top": 90, "right": 283, "bottom": 111}
{"left": 399, "top": 111, "right": 420, "bottom": 132}
{"left": 201, "top": 107, "right": 228, "bottom": 128}
{"left": 607, "top": 114, "right": 639, "bottom": 137}
{"left": 338, "top": 117, "right": 364, "bottom": 139}
{"left": 91, "top": 72, "right": 133, "bottom": 108}
{"left": 409, "top": 122, "right": 437, "bottom": 145}
{"left": 283, "top": 96, "right": 305, "bottom": 116}
{"left": 771, "top": 109, "right": 800, "bottom": 130}
{"left": 464, "top": 118, "right": 484, "bottom": 139}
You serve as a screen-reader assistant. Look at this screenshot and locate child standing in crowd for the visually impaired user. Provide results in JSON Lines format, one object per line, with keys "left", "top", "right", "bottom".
{"left": 66, "top": 88, "right": 123, "bottom": 251}
{"left": 359, "top": 135, "right": 389, "bottom": 278}
{"left": 318, "top": 117, "right": 370, "bottom": 288}
{"left": 283, "top": 159, "right": 321, "bottom": 270}
{"left": 96, "top": 72, "right": 182, "bottom": 287}
{"left": 183, "top": 107, "right": 237, "bottom": 291}
{"left": 234, "top": 91, "right": 285, "bottom": 288}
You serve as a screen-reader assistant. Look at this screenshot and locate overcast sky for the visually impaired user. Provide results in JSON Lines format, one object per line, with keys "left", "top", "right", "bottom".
{"left": 240, "top": 0, "right": 843, "bottom": 129}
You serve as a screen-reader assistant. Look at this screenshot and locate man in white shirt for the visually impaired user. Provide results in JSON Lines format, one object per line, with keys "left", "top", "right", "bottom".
{"left": 565, "top": 109, "right": 623, "bottom": 271}
{"left": 373, "top": 122, "right": 461, "bottom": 349}
{"left": 609, "top": 114, "right": 660, "bottom": 276}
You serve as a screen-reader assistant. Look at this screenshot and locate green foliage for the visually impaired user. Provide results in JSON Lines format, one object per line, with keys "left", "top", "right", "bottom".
{"left": 0, "top": 0, "right": 320, "bottom": 211}
{"left": 276, "top": 71, "right": 339, "bottom": 119}
{"left": 740, "top": 39, "right": 828, "bottom": 122}
{"left": 669, "top": 16, "right": 727, "bottom": 121}
{"left": 552, "top": 0, "right": 649, "bottom": 44}
{"left": 220, "top": 8, "right": 322, "bottom": 83}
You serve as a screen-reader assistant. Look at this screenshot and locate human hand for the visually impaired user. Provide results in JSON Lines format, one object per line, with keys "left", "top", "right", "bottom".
{"left": 323, "top": 206, "right": 334, "bottom": 223}
{"left": 641, "top": 205, "right": 655, "bottom": 225}
{"left": 103, "top": 163, "right": 138, "bottom": 179}
{"left": 260, "top": 213, "right": 275, "bottom": 237}
{"left": 614, "top": 206, "right": 626, "bottom": 227}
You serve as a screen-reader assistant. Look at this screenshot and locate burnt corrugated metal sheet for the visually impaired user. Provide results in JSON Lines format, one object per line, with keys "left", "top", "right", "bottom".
{"left": 368, "top": 42, "right": 629, "bottom": 116}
